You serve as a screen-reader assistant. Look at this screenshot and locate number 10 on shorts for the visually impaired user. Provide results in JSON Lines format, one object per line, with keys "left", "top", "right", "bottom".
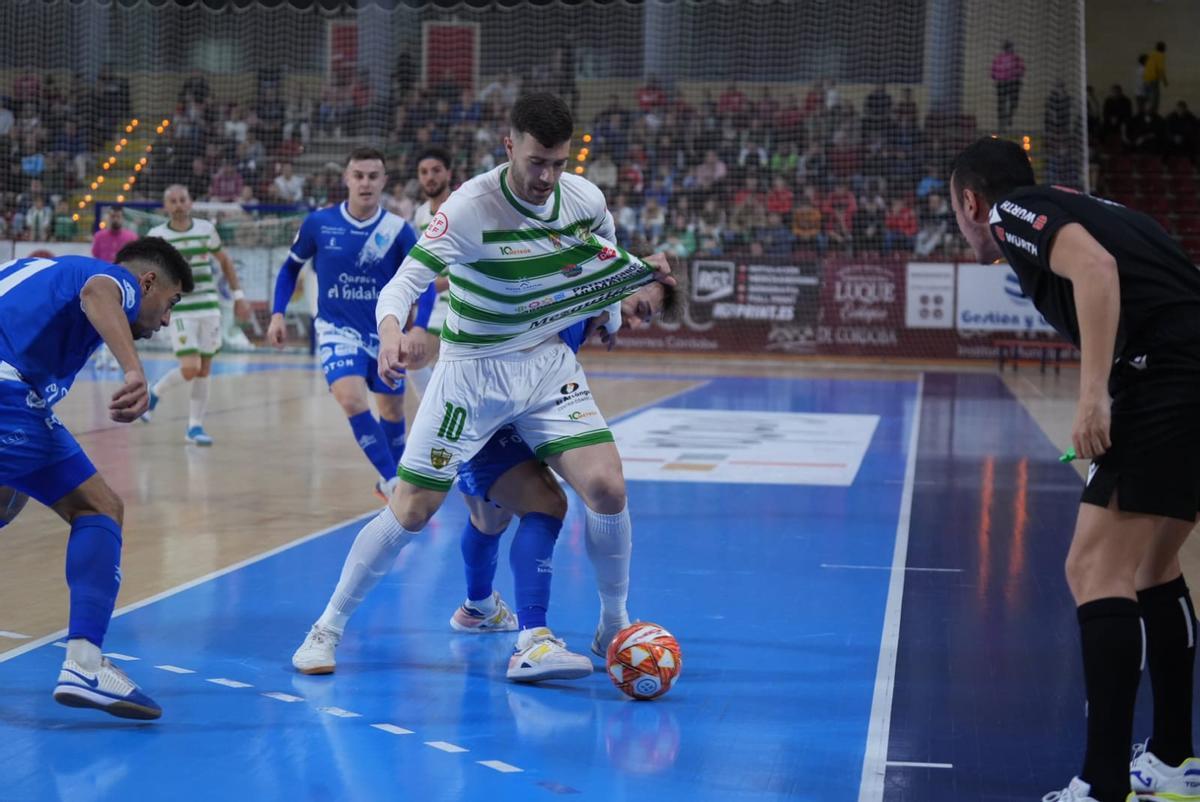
{"left": 438, "top": 403, "right": 466, "bottom": 442}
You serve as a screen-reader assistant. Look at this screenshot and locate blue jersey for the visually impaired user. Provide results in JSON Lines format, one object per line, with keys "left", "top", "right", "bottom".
{"left": 0, "top": 255, "right": 141, "bottom": 405}
{"left": 557, "top": 320, "right": 588, "bottom": 352}
{"left": 274, "top": 203, "right": 421, "bottom": 337}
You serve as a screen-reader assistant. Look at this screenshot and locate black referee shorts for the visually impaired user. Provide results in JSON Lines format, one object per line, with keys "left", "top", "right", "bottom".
{"left": 1081, "top": 351, "right": 1200, "bottom": 522}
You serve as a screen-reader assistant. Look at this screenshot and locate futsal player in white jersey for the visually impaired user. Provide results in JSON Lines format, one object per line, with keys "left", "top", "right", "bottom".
{"left": 142, "top": 185, "right": 251, "bottom": 445}
{"left": 293, "top": 93, "right": 672, "bottom": 682}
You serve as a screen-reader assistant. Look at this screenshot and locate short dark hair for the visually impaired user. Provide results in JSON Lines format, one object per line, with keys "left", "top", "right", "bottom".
{"left": 949, "top": 137, "right": 1036, "bottom": 208}
{"left": 510, "top": 92, "right": 574, "bottom": 148}
{"left": 416, "top": 147, "right": 452, "bottom": 171}
{"left": 345, "top": 147, "right": 386, "bottom": 168}
{"left": 115, "top": 237, "right": 195, "bottom": 294}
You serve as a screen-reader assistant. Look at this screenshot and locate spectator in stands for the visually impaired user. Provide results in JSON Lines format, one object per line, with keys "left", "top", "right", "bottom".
{"left": 179, "top": 71, "right": 211, "bottom": 107}
{"left": 0, "top": 97, "right": 14, "bottom": 140}
{"left": 796, "top": 142, "right": 826, "bottom": 186}
{"left": 588, "top": 153, "right": 618, "bottom": 195}
{"left": 96, "top": 64, "right": 131, "bottom": 139}
{"left": 759, "top": 212, "right": 795, "bottom": 257}
{"left": 738, "top": 138, "right": 769, "bottom": 170}
{"left": 283, "top": 91, "right": 313, "bottom": 145}
{"left": 771, "top": 141, "right": 802, "bottom": 177}
{"left": 863, "top": 83, "right": 893, "bottom": 139}
{"left": 551, "top": 46, "right": 578, "bottom": 112}
{"left": 717, "top": 83, "right": 748, "bottom": 120}
{"left": 1044, "top": 80, "right": 1074, "bottom": 149}
{"left": 237, "top": 184, "right": 258, "bottom": 206}
{"left": 821, "top": 183, "right": 857, "bottom": 250}
{"left": 916, "top": 163, "right": 945, "bottom": 199}
{"left": 257, "top": 86, "right": 285, "bottom": 149}
{"left": 1102, "top": 84, "right": 1134, "bottom": 143}
{"left": 593, "top": 113, "right": 628, "bottom": 163}
{"left": 791, "top": 185, "right": 825, "bottom": 253}
{"left": 855, "top": 180, "right": 887, "bottom": 251}
{"left": 1165, "top": 101, "right": 1198, "bottom": 161}
{"left": 271, "top": 161, "right": 305, "bottom": 204}
{"left": 990, "top": 40, "right": 1026, "bottom": 132}
{"left": 1128, "top": 107, "right": 1166, "bottom": 154}
{"left": 91, "top": 205, "right": 137, "bottom": 262}
{"left": 915, "top": 193, "right": 952, "bottom": 257}
{"left": 694, "top": 149, "right": 727, "bottom": 195}
{"left": 766, "top": 175, "right": 794, "bottom": 216}
{"left": 51, "top": 119, "right": 87, "bottom": 184}
{"left": 24, "top": 194, "right": 51, "bottom": 241}
{"left": 1143, "top": 41, "right": 1168, "bottom": 116}
{"left": 884, "top": 196, "right": 918, "bottom": 254}
{"left": 478, "top": 70, "right": 520, "bottom": 108}
{"left": 208, "top": 159, "right": 244, "bottom": 202}
{"left": 637, "top": 76, "right": 668, "bottom": 113}
{"left": 52, "top": 199, "right": 76, "bottom": 241}
{"left": 640, "top": 197, "right": 666, "bottom": 245}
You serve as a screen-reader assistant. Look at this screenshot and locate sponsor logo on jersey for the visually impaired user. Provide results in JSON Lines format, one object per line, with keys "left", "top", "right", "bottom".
{"left": 568, "top": 410, "right": 597, "bottom": 421}
{"left": 1032, "top": 214, "right": 1048, "bottom": 231}
{"left": 999, "top": 200, "right": 1038, "bottom": 225}
{"left": 1003, "top": 231, "right": 1039, "bottom": 256}
{"left": 120, "top": 279, "right": 138, "bottom": 310}
{"left": 426, "top": 212, "right": 449, "bottom": 239}
{"left": 499, "top": 245, "right": 531, "bottom": 256}
{"left": 560, "top": 382, "right": 579, "bottom": 395}
{"left": 560, "top": 263, "right": 582, "bottom": 278}
{"left": 598, "top": 246, "right": 618, "bottom": 261}
{"left": 548, "top": 232, "right": 562, "bottom": 250}
{"left": 0, "top": 429, "right": 27, "bottom": 450}
{"left": 430, "top": 447, "right": 452, "bottom": 469}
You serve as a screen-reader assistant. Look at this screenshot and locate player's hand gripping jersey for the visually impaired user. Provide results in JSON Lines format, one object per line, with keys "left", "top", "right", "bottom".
{"left": 376, "top": 165, "right": 651, "bottom": 358}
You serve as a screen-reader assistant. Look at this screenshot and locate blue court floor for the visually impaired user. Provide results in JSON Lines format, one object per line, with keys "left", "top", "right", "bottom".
{"left": 4, "top": 368, "right": 1186, "bottom": 801}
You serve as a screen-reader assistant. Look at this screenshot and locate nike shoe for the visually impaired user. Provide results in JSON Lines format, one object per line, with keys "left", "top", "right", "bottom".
{"left": 53, "top": 657, "right": 162, "bottom": 720}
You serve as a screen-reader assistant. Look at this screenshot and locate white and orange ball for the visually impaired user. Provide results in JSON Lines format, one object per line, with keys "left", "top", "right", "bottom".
{"left": 605, "top": 622, "right": 682, "bottom": 700}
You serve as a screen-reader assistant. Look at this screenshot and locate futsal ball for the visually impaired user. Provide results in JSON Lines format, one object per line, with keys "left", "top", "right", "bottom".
{"left": 606, "top": 622, "right": 682, "bottom": 700}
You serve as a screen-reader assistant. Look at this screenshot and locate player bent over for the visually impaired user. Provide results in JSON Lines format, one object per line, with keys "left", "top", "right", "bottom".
{"left": 0, "top": 239, "right": 192, "bottom": 719}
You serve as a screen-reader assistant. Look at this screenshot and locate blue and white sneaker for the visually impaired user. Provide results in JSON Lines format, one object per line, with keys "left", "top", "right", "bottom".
{"left": 138, "top": 390, "right": 160, "bottom": 423}
{"left": 53, "top": 657, "right": 162, "bottom": 720}
{"left": 1130, "top": 740, "right": 1200, "bottom": 800}
{"left": 185, "top": 426, "right": 213, "bottom": 446}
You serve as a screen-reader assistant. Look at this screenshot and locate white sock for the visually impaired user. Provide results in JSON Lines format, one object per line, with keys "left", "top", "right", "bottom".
{"left": 468, "top": 592, "right": 496, "bottom": 613}
{"left": 153, "top": 366, "right": 187, "bottom": 397}
{"left": 585, "top": 504, "right": 632, "bottom": 630}
{"left": 318, "top": 506, "right": 418, "bottom": 634}
{"left": 409, "top": 364, "right": 433, "bottom": 397}
{"left": 188, "top": 376, "right": 209, "bottom": 429}
{"left": 66, "top": 638, "right": 101, "bottom": 673}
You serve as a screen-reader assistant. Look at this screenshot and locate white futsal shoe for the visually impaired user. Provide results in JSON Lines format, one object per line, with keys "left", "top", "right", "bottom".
{"left": 53, "top": 657, "right": 162, "bottom": 720}
{"left": 1042, "top": 777, "right": 1142, "bottom": 802}
{"left": 507, "top": 627, "right": 593, "bottom": 683}
{"left": 449, "top": 591, "right": 518, "bottom": 633}
{"left": 1129, "top": 740, "right": 1200, "bottom": 800}
{"left": 292, "top": 624, "right": 341, "bottom": 675}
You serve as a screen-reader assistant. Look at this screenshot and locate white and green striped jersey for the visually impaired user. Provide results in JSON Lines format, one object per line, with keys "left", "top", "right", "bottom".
{"left": 378, "top": 164, "right": 646, "bottom": 360}
{"left": 147, "top": 218, "right": 223, "bottom": 318}
{"left": 412, "top": 199, "right": 450, "bottom": 334}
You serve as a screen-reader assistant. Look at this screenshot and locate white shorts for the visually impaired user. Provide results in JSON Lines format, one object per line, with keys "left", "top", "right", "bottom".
{"left": 398, "top": 339, "right": 612, "bottom": 491}
{"left": 170, "top": 314, "right": 222, "bottom": 357}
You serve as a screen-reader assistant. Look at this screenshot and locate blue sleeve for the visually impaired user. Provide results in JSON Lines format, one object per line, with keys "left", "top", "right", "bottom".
{"left": 81, "top": 260, "right": 143, "bottom": 324}
{"left": 411, "top": 283, "right": 437, "bottom": 330}
{"left": 558, "top": 320, "right": 589, "bottom": 353}
{"left": 271, "top": 215, "right": 317, "bottom": 315}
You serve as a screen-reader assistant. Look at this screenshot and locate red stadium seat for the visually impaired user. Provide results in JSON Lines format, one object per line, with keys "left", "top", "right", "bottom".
{"left": 1175, "top": 215, "right": 1200, "bottom": 236}
{"left": 1174, "top": 194, "right": 1200, "bottom": 214}
{"left": 1138, "top": 195, "right": 1172, "bottom": 215}
{"left": 1169, "top": 174, "right": 1197, "bottom": 196}
{"left": 1104, "top": 173, "right": 1136, "bottom": 195}
{"left": 1105, "top": 153, "right": 1134, "bottom": 175}
{"left": 1166, "top": 155, "right": 1197, "bottom": 175}
{"left": 1139, "top": 175, "right": 1169, "bottom": 196}
{"left": 1133, "top": 153, "right": 1166, "bottom": 175}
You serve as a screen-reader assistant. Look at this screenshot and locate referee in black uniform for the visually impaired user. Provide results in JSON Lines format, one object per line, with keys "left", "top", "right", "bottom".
{"left": 950, "top": 138, "right": 1199, "bottom": 802}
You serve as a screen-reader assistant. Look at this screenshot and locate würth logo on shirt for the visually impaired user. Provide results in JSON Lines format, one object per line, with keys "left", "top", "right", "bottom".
{"left": 999, "top": 200, "right": 1038, "bottom": 225}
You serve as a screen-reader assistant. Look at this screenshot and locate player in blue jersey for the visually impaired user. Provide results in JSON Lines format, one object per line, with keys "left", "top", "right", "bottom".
{"left": 445, "top": 281, "right": 675, "bottom": 643}
{"left": 267, "top": 147, "right": 436, "bottom": 499}
{"left": 0, "top": 238, "right": 193, "bottom": 720}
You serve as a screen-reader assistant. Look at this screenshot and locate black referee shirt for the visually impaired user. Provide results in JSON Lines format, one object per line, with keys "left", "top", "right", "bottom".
{"left": 990, "top": 184, "right": 1200, "bottom": 355}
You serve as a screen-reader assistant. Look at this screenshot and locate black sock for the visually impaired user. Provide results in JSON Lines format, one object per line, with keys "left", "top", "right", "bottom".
{"left": 1078, "top": 597, "right": 1143, "bottom": 802}
{"left": 1138, "top": 576, "right": 1197, "bottom": 767}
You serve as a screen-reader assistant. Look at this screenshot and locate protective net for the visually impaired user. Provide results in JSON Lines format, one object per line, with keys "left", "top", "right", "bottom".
{"left": 0, "top": 0, "right": 1089, "bottom": 359}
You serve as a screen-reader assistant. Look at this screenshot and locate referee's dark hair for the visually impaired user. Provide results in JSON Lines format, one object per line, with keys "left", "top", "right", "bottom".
{"left": 115, "top": 237, "right": 195, "bottom": 293}
{"left": 416, "top": 147, "right": 452, "bottom": 171}
{"left": 510, "top": 93, "right": 574, "bottom": 149}
{"left": 950, "top": 137, "right": 1036, "bottom": 208}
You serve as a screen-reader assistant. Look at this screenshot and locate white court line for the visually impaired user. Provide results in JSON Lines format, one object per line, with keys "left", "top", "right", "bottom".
{"left": 208, "top": 678, "right": 253, "bottom": 689}
{"left": 425, "top": 741, "right": 468, "bottom": 753}
{"left": 0, "top": 631, "right": 31, "bottom": 639}
{"left": 821, "top": 563, "right": 963, "bottom": 574}
{"left": 155, "top": 665, "right": 195, "bottom": 674}
{"left": 886, "top": 761, "right": 953, "bottom": 770}
{"left": 371, "top": 723, "right": 415, "bottom": 736}
{"left": 0, "top": 512, "right": 375, "bottom": 665}
{"left": 52, "top": 642, "right": 66, "bottom": 649}
{"left": 318, "top": 706, "right": 361, "bottom": 718}
{"left": 102, "top": 652, "right": 139, "bottom": 661}
{"left": 262, "top": 692, "right": 304, "bottom": 703}
{"left": 858, "top": 373, "right": 924, "bottom": 802}
{"left": 478, "top": 760, "right": 522, "bottom": 773}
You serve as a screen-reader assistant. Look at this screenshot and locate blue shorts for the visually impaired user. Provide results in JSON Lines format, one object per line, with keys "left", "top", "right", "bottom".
{"left": 319, "top": 343, "right": 404, "bottom": 396}
{"left": 0, "top": 380, "right": 97, "bottom": 506}
{"left": 457, "top": 425, "right": 537, "bottom": 499}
